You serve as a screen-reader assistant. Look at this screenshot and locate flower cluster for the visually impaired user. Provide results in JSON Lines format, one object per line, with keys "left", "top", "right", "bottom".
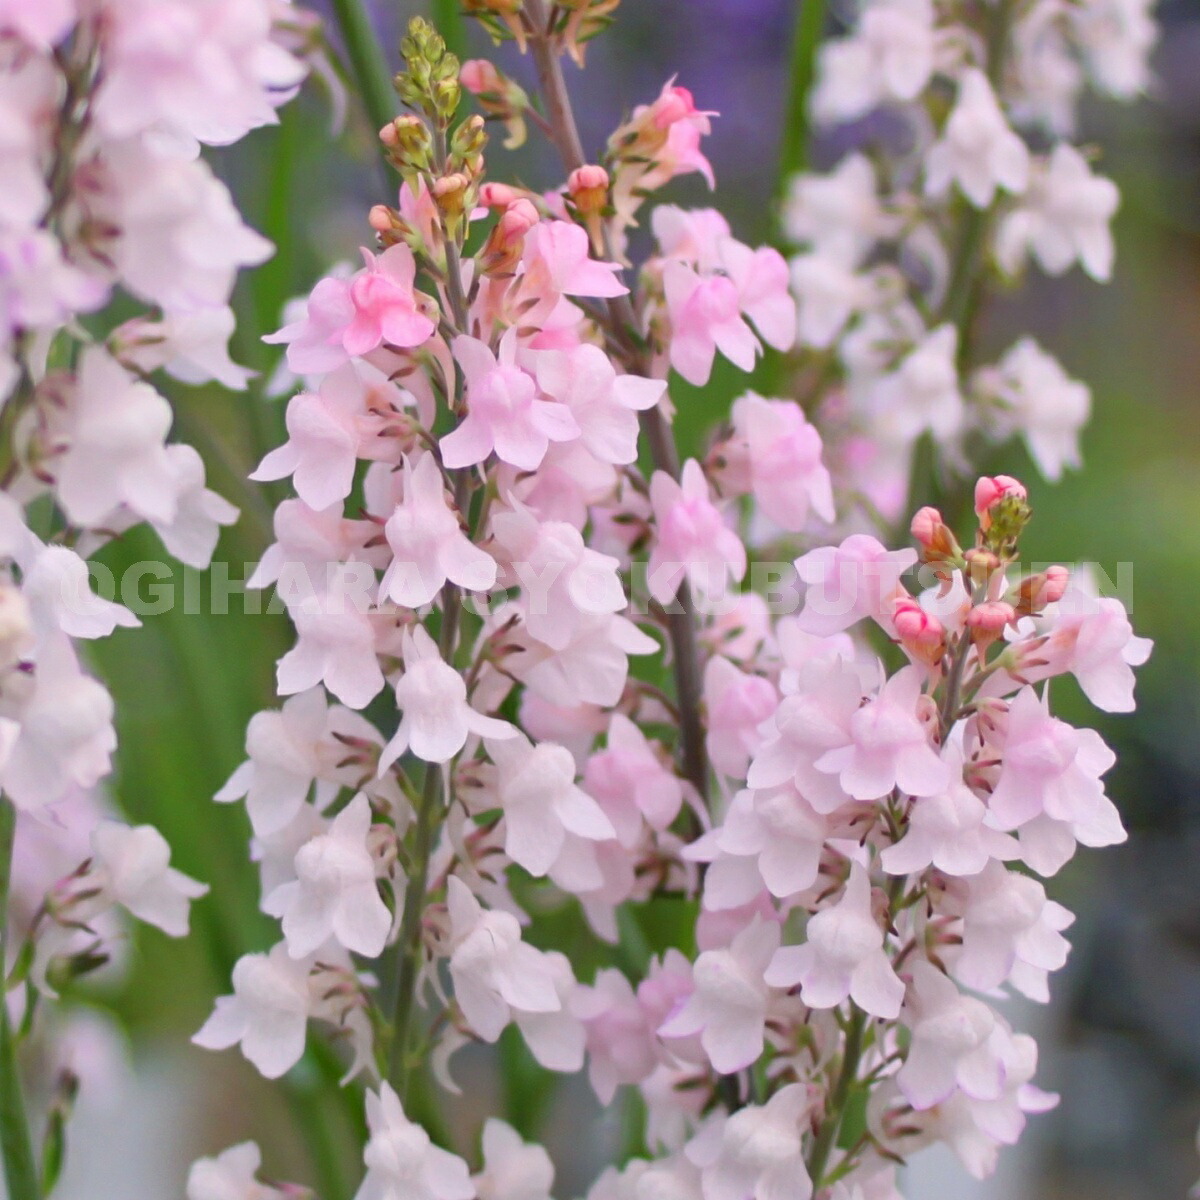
{"left": 0, "top": 1, "right": 316, "bottom": 1190}
{"left": 189, "top": 3, "right": 1152, "bottom": 1199}
{"left": 783, "top": 0, "right": 1153, "bottom": 521}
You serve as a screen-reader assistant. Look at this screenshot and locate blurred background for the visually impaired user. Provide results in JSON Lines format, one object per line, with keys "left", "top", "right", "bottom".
{"left": 31, "top": 2, "right": 1200, "bottom": 1197}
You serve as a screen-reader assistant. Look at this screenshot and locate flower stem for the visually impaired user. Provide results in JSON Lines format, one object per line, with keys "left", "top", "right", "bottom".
{"left": 329, "top": 0, "right": 398, "bottom": 140}
{"left": 776, "top": 0, "right": 828, "bottom": 199}
{"left": 805, "top": 1007, "right": 865, "bottom": 1189}
{"left": 523, "top": 0, "right": 711, "bottom": 804}
{"left": 0, "top": 798, "right": 40, "bottom": 1200}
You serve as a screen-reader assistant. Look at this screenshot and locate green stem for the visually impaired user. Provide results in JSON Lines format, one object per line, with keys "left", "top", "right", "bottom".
{"left": 0, "top": 798, "right": 40, "bottom": 1200}
{"left": 776, "top": 0, "right": 828, "bottom": 199}
{"left": 806, "top": 1008, "right": 865, "bottom": 1189}
{"left": 329, "top": 0, "right": 398, "bottom": 138}
{"left": 431, "top": 0, "right": 468, "bottom": 58}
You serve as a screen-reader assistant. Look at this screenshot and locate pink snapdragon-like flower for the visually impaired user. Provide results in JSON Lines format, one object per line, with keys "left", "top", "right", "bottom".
{"left": 533, "top": 343, "right": 665, "bottom": 465}
{"left": 380, "top": 627, "right": 514, "bottom": 768}
{"left": 264, "top": 793, "right": 392, "bottom": 959}
{"left": 583, "top": 714, "right": 684, "bottom": 843}
{"left": 473, "top": 1119, "right": 556, "bottom": 1200}
{"left": 357, "top": 1082, "right": 474, "bottom": 1200}
{"left": 264, "top": 274, "right": 357, "bottom": 375}
{"left": 703, "top": 656, "right": 779, "bottom": 781}
{"left": 984, "top": 687, "right": 1124, "bottom": 875}
{"left": 381, "top": 452, "right": 497, "bottom": 608}
{"left": 794, "top": 534, "right": 918, "bottom": 636}
{"left": 0, "top": 0, "right": 75, "bottom": 47}
{"left": 726, "top": 393, "right": 835, "bottom": 531}
{"left": 446, "top": 876, "right": 563, "bottom": 1043}
{"left": 815, "top": 666, "right": 952, "bottom": 801}
{"left": 520, "top": 220, "right": 628, "bottom": 301}
{"left": 482, "top": 732, "right": 614, "bottom": 877}
{"left": 346, "top": 245, "right": 436, "bottom": 355}
{"left": 897, "top": 962, "right": 1012, "bottom": 1110}
{"left": 647, "top": 459, "right": 746, "bottom": 605}
{"left": 441, "top": 332, "right": 580, "bottom": 472}
{"left": 252, "top": 363, "right": 407, "bottom": 510}
{"left": 659, "top": 916, "right": 780, "bottom": 1074}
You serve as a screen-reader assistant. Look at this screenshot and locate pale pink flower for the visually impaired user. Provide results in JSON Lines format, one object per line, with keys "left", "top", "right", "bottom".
{"left": 794, "top": 534, "right": 918, "bottom": 636}
{"left": 0, "top": 0, "right": 75, "bottom": 47}
{"left": 193, "top": 943, "right": 312, "bottom": 1079}
{"left": 343, "top": 245, "right": 436, "bottom": 356}
{"left": 263, "top": 274, "right": 356, "bottom": 375}
{"left": 441, "top": 332, "right": 580, "bottom": 472}
{"left": 381, "top": 452, "right": 497, "bottom": 608}
{"left": 729, "top": 394, "right": 834, "bottom": 531}
{"left": 574, "top": 967, "right": 659, "bottom": 1102}
{"left": 473, "top": 1120, "right": 555, "bottom": 1200}
{"left": 984, "top": 687, "right": 1124, "bottom": 875}
{"left": 897, "top": 961, "right": 1010, "bottom": 1110}
{"left": 115, "top": 307, "right": 255, "bottom": 391}
{"left": 380, "top": 626, "right": 513, "bottom": 768}
{"left": 881, "top": 744, "right": 1017, "bottom": 876}
{"left": 815, "top": 666, "right": 951, "bottom": 801}
{"left": 766, "top": 864, "right": 904, "bottom": 1018}
{"left": 252, "top": 363, "right": 405, "bottom": 509}
{"left": 55, "top": 347, "right": 179, "bottom": 528}
{"left": 661, "top": 260, "right": 758, "bottom": 386}
{"left": 446, "top": 876, "right": 561, "bottom": 1042}
{"left": 520, "top": 220, "right": 627, "bottom": 300}
{"left": 647, "top": 459, "right": 746, "bottom": 605}
{"left": 868, "top": 325, "right": 964, "bottom": 444}
{"left": 659, "top": 917, "right": 780, "bottom": 1074}
{"left": 0, "top": 228, "right": 107, "bottom": 335}
{"left": 719, "top": 239, "right": 796, "bottom": 355}
{"left": 533, "top": 343, "right": 665, "bottom": 465}
{"left": 1033, "top": 584, "right": 1152, "bottom": 712}
{"left": 263, "top": 794, "right": 391, "bottom": 959}
{"left": 357, "top": 1082, "right": 474, "bottom": 1200}
{"left": 583, "top": 713, "right": 683, "bottom": 844}
{"left": 483, "top": 732, "right": 614, "bottom": 877}
{"left": 703, "top": 656, "right": 779, "bottom": 780}
{"left": 925, "top": 70, "right": 1029, "bottom": 208}
{"left": 489, "top": 499, "right": 626, "bottom": 651}
{"left": 696, "top": 1085, "right": 813, "bottom": 1200}
{"left": 275, "top": 561, "right": 385, "bottom": 710}
{"left": 783, "top": 153, "right": 892, "bottom": 265}
{"left": 513, "top": 949, "right": 585, "bottom": 1072}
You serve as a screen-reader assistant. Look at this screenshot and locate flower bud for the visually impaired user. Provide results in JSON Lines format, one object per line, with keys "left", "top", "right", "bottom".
{"left": 892, "top": 595, "right": 946, "bottom": 665}
{"left": 568, "top": 164, "right": 610, "bottom": 216}
{"left": 964, "top": 547, "right": 1000, "bottom": 587}
{"left": 478, "top": 182, "right": 522, "bottom": 210}
{"left": 1013, "top": 565, "right": 1070, "bottom": 616}
{"left": 966, "top": 599, "right": 1015, "bottom": 651}
{"left": 481, "top": 198, "right": 539, "bottom": 274}
{"left": 910, "top": 505, "right": 962, "bottom": 564}
{"left": 974, "top": 475, "right": 1030, "bottom": 548}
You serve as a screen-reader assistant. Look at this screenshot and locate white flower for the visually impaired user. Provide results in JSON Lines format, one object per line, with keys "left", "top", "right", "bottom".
{"left": 186, "top": 1141, "right": 287, "bottom": 1200}
{"left": 783, "top": 153, "right": 891, "bottom": 265}
{"left": 473, "top": 1119, "right": 555, "bottom": 1200}
{"left": 194, "top": 943, "right": 313, "bottom": 1079}
{"left": 868, "top": 325, "right": 964, "bottom": 445}
{"left": 996, "top": 144, "right": 1119, "bottom": 282}
{"left": 89, "top": 821, "right": 208, "bottom": 937}
{"left": 264, "top": 794, "right": 392, "bottom": 959}
{"left": 925, "top": 70, "right": 1029, "bottom": 208}
{"left": 356, "top": 1083, "right": 475, "bottom": 1200}
{"left": 446, "top": 877, "right": 561, "bottom": 1043}
{"left": 982, "top": 338, "right": 1091, "bottom": 480}
{"left": 1071, "top": 0, "right": 1157, "bottom": 100}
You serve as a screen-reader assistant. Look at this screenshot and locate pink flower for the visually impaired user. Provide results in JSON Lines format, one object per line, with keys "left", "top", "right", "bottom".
{"left": 0, "top": 0, "right": 75, "bottom": 47}
{"left": 441, "top": 332, "right": 580, "bottom": 471}
{"left": 520, "top": 220, "right": 627, "bottom": 299}
{"left": 815, "top": 666, "right": 952, "bottom": 800}
{"left": 729, "top": 393, "right": 834, "bottom": 531}
{"left": 662, "top": 259, "right": 758, "bottom": 386}
{"left": 264, "top": 274, "right": 356, "bottom": 375}
{"left": 380, "top": 627, "right": 514, "bottom": 768}
{"left": 794, "top": 534, "right": 918, "bottom": 636}
{"left": 703, "top": 656, "right": 779, "bottom": 780}
{"left": 659, "top": 916, "right": 780, "bottom": 1074}
{"left": 719, "top": 239, "right": 796, "bottom": 355}
{"left": 343, "top": 244, "right": 436, "bottom": 356}
{"left": 765, "top": 864, "right": 904, "bottom": 1019}
{"left": 973, "top": 473, "right": 1027, "bottom": 523}
{"left": 984, "top": 687, "right": 1124, "bottom": 875}
{"left": 473, "top": 1119, "right": 556, "bottom": 1200}
{"left": 252, "top": 363, "right": 406, "bottom": 510}
{"left": 647, "top": 459, "right": 746, "bottom": 605}
{"left": 583, "top": 714, "right": 684, "bottom": 844}
{"left": 533, "top": 343, "right": 665, "bottom": 465}
{"left": 381, "top": 452, "right": 497, "bottom": 608}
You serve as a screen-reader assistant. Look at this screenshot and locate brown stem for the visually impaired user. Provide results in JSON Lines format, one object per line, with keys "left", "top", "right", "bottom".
{"left": 523, "top": 0, "right": 710, "bottom": 803}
